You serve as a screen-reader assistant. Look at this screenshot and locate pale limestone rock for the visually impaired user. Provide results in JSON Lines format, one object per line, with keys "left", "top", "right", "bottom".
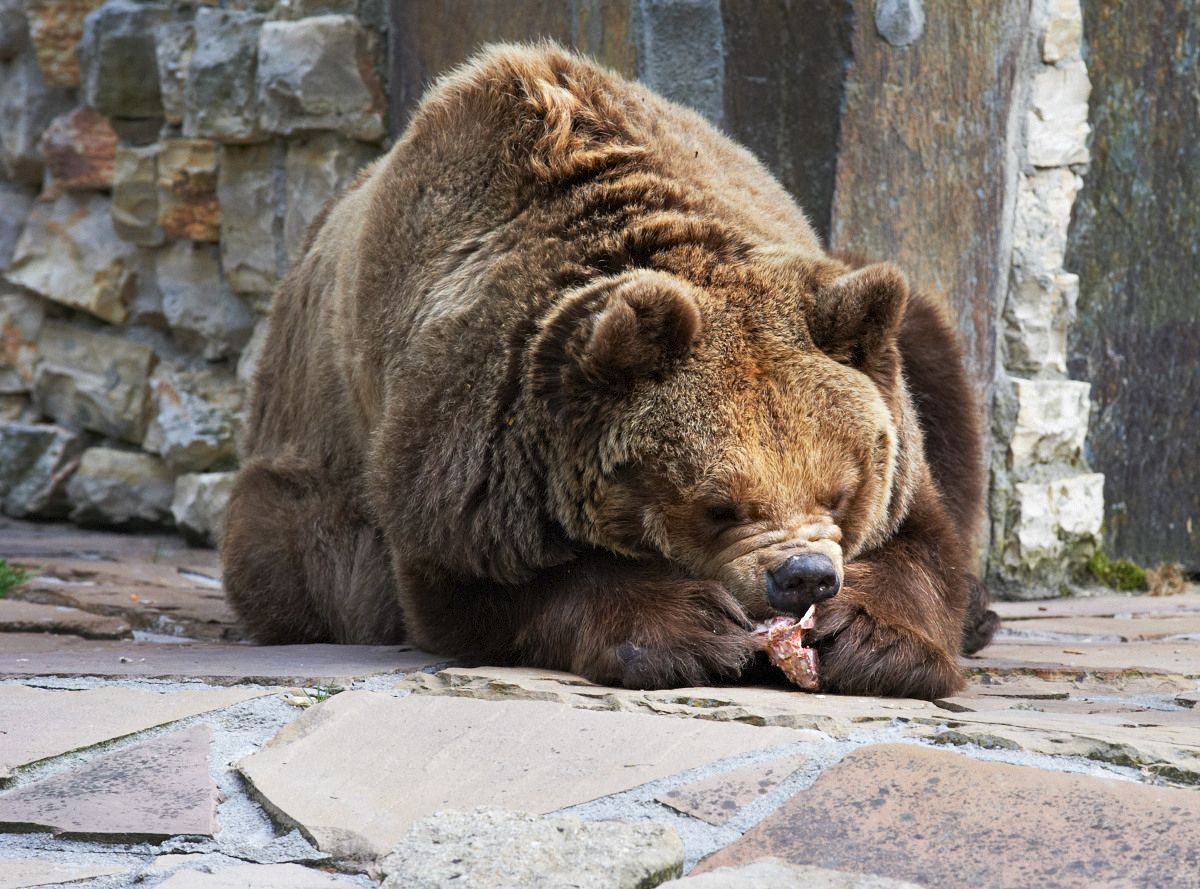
{"left": 380, "top": 809, "right": 683, "bottom": 889}
{"left": 1010, "top": 169, "right": 1082, "bottom": 271}
{"left": 1027, "top": 60, "right": 1090, "bottom": 168}
{"left": 38, "top": 105, "right": 118, "bottom": 192}
{"left": 32, "top": 320, "right": 155, "bottom": 443}
{"left": 257, "top": 16, "right": 385, "bottom": 141}
{"left": 112, "top": 143, "right": 164, "bottom": 246}
{"left": 26, "top": 0, "right": 104, "bottom": 87}
{"left": 144, "top": 365, "right": 243, "bottom": 471}
{"left": 0, "top": 288, "right": 45, "bottom": 394}
{"left": 183, "top": 7, "right": 265, "bottom": 143}
{"left": 1003, "top": 269, "right": 1078, "bottom": 376}
{"left": 171, "top": 471, "right": 235, "bottom": 545}
{"left": 1006, "top": 473, "right": 1105, "bottom": 570}
{"left": 0, "top": 422, "right": 87, "bottom": 517}
{"left": 156, "top": 242, "right": 254, "bottom": 360}
{"left": 67, "top": 446, "right": 175, "bottom": 527}
{"left": 0, "top": 180, "right": 35, "bottom": 269}
{"left": 874, "top": 0, "right": 924, "bottom": 48}
{"left": 1006, "top": 378, "right": 1091, "bottom": 473}
{"left": 158, "top": 137, "right": 221, "bottom": 243}
{"left": 0, "top": 42, "right": 75, "bottom": 185}
{"left": 1042, "top": 0, "right": 1083, "bottom": 64}
{"left": 218, "top": 141, "right": 283, "bottom": 295}
{"left": 6, "top": 192, "right": 138, "bottom": 324}
{"left": 77, "top": 0, "right": 167, "bottom": 119}
{"left": 284, "top": 133, "right": 377, "bottom": 262}
{"left": 154, "top": 19, "right": 194, "bottom": 127}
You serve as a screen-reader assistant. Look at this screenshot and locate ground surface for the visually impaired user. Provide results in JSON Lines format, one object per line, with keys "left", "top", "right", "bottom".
{"left": 0, "top": 516, "right": 1198, "bottom": 889}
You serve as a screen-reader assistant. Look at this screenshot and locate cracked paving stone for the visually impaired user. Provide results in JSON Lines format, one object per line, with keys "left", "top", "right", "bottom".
{"left": 0, "top": 724, "right": 216, "bottom": 841}
{"left": 380, "top": 808, "right": 683, "bottom": 889}
{"left": 237, "top": 691, "right": 806, "bottom": 861}
{"left": 998, "top": 615, "right": 1200, "bottom": 641}
{"left": 0, "top": 599, "right": 131, "bottom": 639}
{"left": 0, "top": 857, "right": 128, "bottom": 888}
{"left": 655, "top": 755, "right": 809, "bottom": 826}
{"left": 994, "top": 593, "right": 1200, "bottom": 620}
{"left": 154, "top": 863, "right": 367, "bottom": 887}
{"left": 0, "top": 635, "right": 444, "bottom": 685}
{"left": 0, "top": 685, "right": 268, "bottom": 782}
{"left": 695, "top": 743, "right": 1200, "bottom": 888}
{"left": 663, "top": 858, "right": 924, "bottom": 888}
{"left": 967, "top": 639, "right": 1200, "bottom": 678}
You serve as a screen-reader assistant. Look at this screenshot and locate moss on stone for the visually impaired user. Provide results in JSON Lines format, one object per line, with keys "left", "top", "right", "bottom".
{"left": 1086, "top": 550, "right": 1148, "bottom": 592}
{"left": 0, "top": 559, "right": 31, "bottom": 598}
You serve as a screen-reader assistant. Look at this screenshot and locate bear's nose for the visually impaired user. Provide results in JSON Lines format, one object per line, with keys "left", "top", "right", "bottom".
{"left": 766, "top": 553, "right": 840, "bottom": 615}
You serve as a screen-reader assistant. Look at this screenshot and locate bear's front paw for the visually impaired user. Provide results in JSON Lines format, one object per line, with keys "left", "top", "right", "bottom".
{"left": 578, "top": 580, "right": 753, "bottom": 690}
{"left": 809, "top": 600, "right": 964, "bottom": 700}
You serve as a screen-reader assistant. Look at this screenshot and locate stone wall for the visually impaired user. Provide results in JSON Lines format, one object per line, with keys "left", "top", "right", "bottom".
{"left": 0, "top": 0, "right": 387, "bottom": 543}
{"left": 0, "top": 1, "right": 1190, "bottom": 589}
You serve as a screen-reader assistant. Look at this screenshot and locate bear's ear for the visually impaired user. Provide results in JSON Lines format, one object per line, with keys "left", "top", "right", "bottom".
{"left": 808, "top": 262, "right": 909, "bottom": 373}
{"left": 532, "top": 271, "right": 701, "bottom": 411}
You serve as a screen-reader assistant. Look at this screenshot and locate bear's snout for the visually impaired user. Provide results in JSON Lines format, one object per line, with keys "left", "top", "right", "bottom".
{"left": 766, "top": 552, "right": 840, "bottom": 615}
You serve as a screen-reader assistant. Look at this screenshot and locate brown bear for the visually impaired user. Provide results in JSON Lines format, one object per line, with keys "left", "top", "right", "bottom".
{"left": 223, "top": 43, "right": 999, "bottom": 700}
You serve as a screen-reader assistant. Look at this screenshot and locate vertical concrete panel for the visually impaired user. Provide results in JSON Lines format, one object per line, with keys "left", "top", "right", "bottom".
{"left": 632, "top": 0, "right": 724, "bottom": 126}
{"left": 1065, "top": 1, "right": 1200, "bottom": 570}
{"left": 829, "top": 0, "right": 1031, "bottom": 406}
{"left": 719, "top": 0, "right": 853, "bottom": 241}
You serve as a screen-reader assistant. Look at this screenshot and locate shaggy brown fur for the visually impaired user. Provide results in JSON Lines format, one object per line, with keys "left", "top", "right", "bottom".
{"left": 223, "top": 43, "right": 998, "bottom": 699}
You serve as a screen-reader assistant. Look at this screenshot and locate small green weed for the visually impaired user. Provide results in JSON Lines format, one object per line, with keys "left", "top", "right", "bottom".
{"left": 0, "top": 559, "right": 32, "bottom": 598}
{"left": 1087, "top": 550, "right": 1147, "bottom": 592}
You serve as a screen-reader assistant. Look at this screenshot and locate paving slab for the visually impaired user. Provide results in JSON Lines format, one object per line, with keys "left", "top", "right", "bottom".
{"left": 994, "top": 592, "right": 1200, "bottom": 620}
{"left": 0, "top": 599, "right": 131, "bottom": 639}
{"left": 237, "top": 691, "right": 806, "bottom": 861}
{"left": 398, "top": 666, "right": 939, "bottom": 736}
{"left": 998, "top": 615, "right": 1200, "bottom": 641}
{"left": 655, "top": 755, "right": 809, "bottom": 826}
{"left": 379, "top": 808, "right": 683, "bottom": 889}
{"left": 0, "top": 858, "right": 128, "bottom": 888}
{"left": 0, "top": 634, "right": 445, "bottom": 685}
{"left": 0, "top": 724, "right": 217, "bottom": 841}
{"left": 664, "top": 858, "right": 924, "bottom": 888}
{"left": 695, "top": 743, "right": 1200, "bottom": 888}
{"left": 964, "top": 639, "right": 1200, "bottom": 679}
{"left": 0, "top": 516, "right": 215, "bottom": 571}
{"left": 7, "top": 556, "right": 236, "bottom": 641}
{"left": 154, "top": 863, "right": 365, "bottom": 887}
{"left": 0, "top": 685, "right": 267, "bottom": 781}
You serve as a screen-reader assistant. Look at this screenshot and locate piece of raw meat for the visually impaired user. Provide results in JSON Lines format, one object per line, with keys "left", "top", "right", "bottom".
{"left": 752, "top": 605, "right": 819, "bottom": 690}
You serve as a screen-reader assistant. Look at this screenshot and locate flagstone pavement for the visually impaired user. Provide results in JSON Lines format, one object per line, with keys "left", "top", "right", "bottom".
{"left": 1, "top": 516, "right": 1198, "bottom": 889}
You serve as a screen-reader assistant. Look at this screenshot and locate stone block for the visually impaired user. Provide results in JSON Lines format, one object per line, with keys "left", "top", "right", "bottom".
{"left": 1003, "top": 268, "right": 1077, "bottom": 376}
{"left": 0, "top": 288, "right": 45, "bottom": 394}
{"left": 0, "top": 422, "right": 87, "bottom": 518}
{"left": 0, "top": 44, "right": 75, "bottom": 185}
{"left": 218, "top": 141, "right": 283, "bottom": 294}
{"left": 1002, "top": 377, "right": 1091, "bottom": 474}
{"left": 144, "top": 365, "right": 243, "bottom": 471}
{"left": 1027, "top": 60, "right": 1090, "bottom": 168}
{"left": 158, "top": 137, "right": 221, "bottom": 242}
{"left": 154, "top": 18, "right": 193, "bottom": 127}
{"left": 113, "top": 143, "right": 164, "bottom": 246}
{"left": 26, "top": 0, "right": 103, "bottom": 87}
{"left": 156, "top": 242, "right": 253, "bottom": 360}
{"left": 6, "top": 192, "right": 138, "bottom": 324}
{"left": 1011, "top": 168, "right": 1082, "bottom": 271}
{"left": 874, "top": 0, "right": 925, "bottom": 47}
{"left": 380, "top": 809, "right": 683, "bottom": 889}
{"left": 32, "top": 319, "right": 155, "bottom": 443}
{"left": 257, "top": 15, "right": 385, "bottom": 141}
{"left": 1042, "top": 0, "right": 1082, "bottom": 63}
{"left": 1003, "top": 473, "right": 1104, "bottom": 578}
{"left": 284, "top": 133, "right": 377, "bottom": 262}
{"left": 171, "top": 470, "right": 234, "bottom": 545}
{"left": 77, "top": 0, "right": 167, "bottom": 119}
{"left": 0, "top": 180, "right": 35, "bottom": 269}
{"left": 38, "top": 105, "right": 118, "bottom": 192}
{"left": 183, "top": 7, "right": 265, "bottom": 143}
{"left": 66, "top": 446, "right": 175, "bottom": 527}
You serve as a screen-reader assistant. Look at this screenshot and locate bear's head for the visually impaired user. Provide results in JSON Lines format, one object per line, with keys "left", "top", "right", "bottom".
{"left": 531, "top": 258, "right": 924, "bottom": 620}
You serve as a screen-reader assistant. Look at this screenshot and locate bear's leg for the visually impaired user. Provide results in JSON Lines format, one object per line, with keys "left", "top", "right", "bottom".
{"left": 223, "top": 458, "right": 405, "bottom": 645}
{"left": 397, "top": 552, "right": 753, "bottom": 689}
{"left": 807, "top": 500, "right": 970, "bottom": 700}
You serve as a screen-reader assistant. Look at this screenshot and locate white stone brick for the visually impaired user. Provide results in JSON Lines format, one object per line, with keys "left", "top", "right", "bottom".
{"left": 1042, "top": 0, "right": 1083, "bottom": 64}
{"left": 1028, "top": 61, "right": 1091, "bottom": 167}
{"left": 1008, "top": 378, "right": 1092, "bottom": 471}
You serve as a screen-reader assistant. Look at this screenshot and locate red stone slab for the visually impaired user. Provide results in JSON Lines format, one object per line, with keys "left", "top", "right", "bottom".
{"left": 0, "top": 724, "right": 216, "bottom": 841}
{"left": 695, "top": 743, "right": 1200, "bottom": 888}
{"left": 655, "top": 755, "right": 808, "bottom": 826}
